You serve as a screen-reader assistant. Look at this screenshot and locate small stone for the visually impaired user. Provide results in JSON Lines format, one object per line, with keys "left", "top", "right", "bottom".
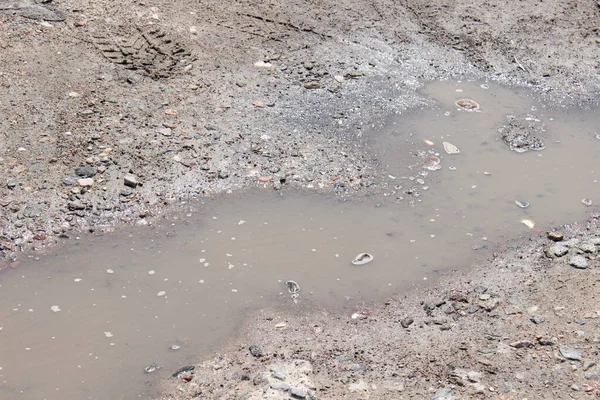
{"left": 584, "top": 361, "right": 596, "bottom": 371}
{"left": 569, "top": 255, "right": 589, "bottom": 269}
{"left": 479, "top": 293, "right": 491, "bottom": 300}
{"left": 249, "top": 345, "right": 263, "bottom": 357}
{"left": 304, "top": 81, "right": 321, "bottom": 89}
{"left": 538, "top": 337, "right": 555, "bottom": 346}
{"left": 271, "top": 371, "right": 286, "bottom": 381}
{"left": 431, "top": 387, "right": 453, "bottom": 399}
{"left": 571, "top": 384, "right": 582, "bottom": 391}
{"left": 271, "top": 382, "right": 290, "bottom": 391}
{"left": 585, "top": 371, "right": 599, "bottom": 380}
{"left": 582, "top": 198, "right": 593, "bottom": 206}
{"left": 530, "top": 315, "right": 545, "bottom": 324}
{"left": 510, "top": 340, "right": 535, "bottom": 349}
{"left": 75, "top": 166, "right": 96, "bottom": 178}
{"left": 77, "top": 178, "right": 94, "bottom": 187}
{"left": 158, "top": 127, "right": 172, "bottom": 136}
{"left": 467, "top": 371, "right": 482, "bottom": 382}
{"left": 547, "top": 244, "right": 569, "bottom": 257}
{"left": 124, "top": 174, "right": 138, "bottom": 188}
{"left": 290, "top": 387, "right": 308, "bottom": 398}
{"left": 62, "top": 176, "right": 78, "bottom": 186}
{"left": 547, "top": 232, "right": 564, "bottom": 242}
{"left": 560, "top": 346, "right": 582, "bottom": 361}
{"left": 401, "top": 317, "right": 414, "bottom": 328}
{"left": 579, "top": 243, "right": 596, "bottom": 253}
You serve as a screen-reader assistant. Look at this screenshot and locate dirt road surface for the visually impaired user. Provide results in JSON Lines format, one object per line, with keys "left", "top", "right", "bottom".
{"left": 1, "top": 0, "right": 600, "bottom": 398}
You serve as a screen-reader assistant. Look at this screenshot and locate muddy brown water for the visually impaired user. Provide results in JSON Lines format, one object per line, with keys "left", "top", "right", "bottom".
{"left": 0, "top": 82, "right": 598, "bottom": 399}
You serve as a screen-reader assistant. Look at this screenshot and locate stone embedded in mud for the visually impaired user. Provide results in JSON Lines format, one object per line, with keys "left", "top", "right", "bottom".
{"left": 75, "top": 166, "right": 96, "bottom": 178}
{"left": 290, "top": 387, "right": 308, "bottom": 398}
{"left": 455, "top": 99, "right": 480, "bottom": 111}
{"left": 124, "top": 174, "right": 138, "bottom": 188}
{"left": 547, "top": 231, "right": 564, "bottom": 242}
{"left": 400, "top": 317, "right": 414, "bottom": 328}
{"left": 560, "top": 346, "right": 582, "bottom": 361}
{"left": 249, "top": 345, "right": 263, "bottom": 357}
{"left": 303, "top": 81, "right": 321, "bottom": 89}
{"left": 569, "top": 255, "right": 589, "bottom": 269}
{"left": 546, "top": 244, "right": 568, "bottom": 258}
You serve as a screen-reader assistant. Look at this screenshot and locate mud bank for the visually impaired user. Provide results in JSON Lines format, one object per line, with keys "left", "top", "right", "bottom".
{"left": 159, "top": 216, "right": 600, "bottom": 399}
{"left": 1, "top": 0, "right": 600, "bottom": 262}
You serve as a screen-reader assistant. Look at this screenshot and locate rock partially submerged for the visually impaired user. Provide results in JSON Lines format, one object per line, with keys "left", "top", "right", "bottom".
{"left": 499, "top": 116, "right": 546, "bottom": 153}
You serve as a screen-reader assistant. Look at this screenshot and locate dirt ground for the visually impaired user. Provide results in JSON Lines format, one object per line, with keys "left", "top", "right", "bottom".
{"left": 1, "top": 0, "right": 600, "bottom": 398}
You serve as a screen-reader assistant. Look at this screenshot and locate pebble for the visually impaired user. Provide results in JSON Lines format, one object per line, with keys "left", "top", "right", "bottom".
{"left": 290, "top": 387, "right": 308, "bottom": 398}
{"left": 401, "top": 317, "right": 414, "bottom": 328}
{"left": 559, "top": 346, "right": 582, "bottom": 361}
{"left": 584, "top": 361, "right": 596, "bottom": 371}
{"left": 304, "top": 81, "right": 321, "bottom": 89}
{"left": 249, "top": 345, "right": 263, "bottom": 357}
{"left": 77, "top": 178, "right": 94, "bottom": 187}
{"left": 75, "top": 166, "right": 96, "bottom": 178}
{"left": 548, "top": 244, "right": 569, "bottom": 257}
{"left": 271, "top": 382, "right": 290, "bottom": 391}
{"left": 50, "top": 305, "right": 60, "bottom": 312}
{"left": 157, "top": 127, "right": 172, "bottom": 136}
{"left": 547, "top": 231, "right": 564, "bottom": 242}
{"left": 530, "top": 315, "right": 545, "bottom": 324}
{"left": 569, "top": 255, "right": 589, "bottom": 269}
{"left": 431, "top": 387, "right": 453, "bottom": 399}
{"left": 124, "top": 174, "right": 139, "bottom": 188}
{"left": 579, "top": 242, "right": 596, "bottom": 253}
{"left": 585, "top": 371, "right": 599, "bottom": 380}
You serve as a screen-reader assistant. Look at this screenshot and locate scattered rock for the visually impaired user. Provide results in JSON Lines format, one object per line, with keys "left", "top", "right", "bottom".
{"left": 584, "top": 361, "right": 596, "bottom": 371}
{"left": 530, "top": 315, "right": 545, "bottom": 324}
{"left": 569, "top": 255, "right": 589, "bottom": 269}
{"left": 510, "top": 340, "right": 535, "bottom": 349}
{"left": 249, "top": 345, "right": 263, "bottom": 357}
{"left": 290, "top": 387, "right": 308, "bottom": 398}
{"left": 547, "top": 231, "right": 564, "bottom": 242}
{"left": 75, "top": 166, "right": 96, "bottom": 178}
{"left": 559, "top": 346, "right": 582, "bottom": 361}
{"left": 304, "top": 81, "right": 321, "bottom": 89}
{"left": 77, "top": 178, "right": 94, "bottom": 187}
{"left": 400, "top": 317, "right": 414, "bottom": 328}
{"left": 124, "top": 174, "right": 139, "bottom": 188}
{"left": 546, "top": 244, "right": 569, "bottom": 258}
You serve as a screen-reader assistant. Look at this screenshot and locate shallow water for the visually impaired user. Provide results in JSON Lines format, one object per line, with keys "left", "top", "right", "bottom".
{"left": 0, "top": 81, "right": 598, "bottom": 399}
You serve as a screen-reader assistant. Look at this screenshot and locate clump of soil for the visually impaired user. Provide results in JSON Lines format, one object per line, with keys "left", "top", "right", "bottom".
{"left": 499, "top": 115, "right": 547, "bottom": 153}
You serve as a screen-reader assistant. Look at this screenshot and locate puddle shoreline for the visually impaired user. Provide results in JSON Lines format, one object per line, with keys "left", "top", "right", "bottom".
{"left": 1, "top": 81, "right": 599, "bottom": 400}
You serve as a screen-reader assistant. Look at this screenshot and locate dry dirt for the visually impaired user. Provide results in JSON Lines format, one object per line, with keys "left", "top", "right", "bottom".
{"left": 1, "top": 0, "right": 600, "bottom": 399}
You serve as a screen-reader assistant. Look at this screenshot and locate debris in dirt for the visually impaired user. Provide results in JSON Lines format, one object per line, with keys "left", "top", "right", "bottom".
{"left": 171, "top": 365, "right": 195, "bottom": 378}
{"left": 455, "top": 99, "right": 480, "bottom": 111}
{"left": 254, "top": 61, "right": 273, "bottom": 69}
{"left": 257, "top": 176, "right": 272, "bottom": 182}
{"left": 252, "top": 99, "right": 265, "bottom": 108}
{"left": 499, "top": 116, "right": 546, "bottom": 153}
{"left": 582, "top": 198, "right": 593, "bottom": 206}
{"left": 123, "top": 174, "right": 138, "bottom": 188}
{"left": 560, "top": 346, "right": 582, "bottom": 361}
{"left": 569, "top": 255, "right": 589, "bottom": 269}
{"left": 400, "top": 317, "right": 414, "bottom": 328}
{"left": 431, "top": 387, "right": 453, "bottom": 399}
{"left": 170, "top": 345, "right": 181, "bottom": 351}
{"left": 521, "top": 219, "right": 535, "bottom": 229}
{"left": 515, "top": 200, "right": 529, "bottom": 209}
{"left": 530, "top": 315, "right": 545, "bottom": 324}
{"left": 547, "top": 231, "right": 564, "bottom": 242}
{"left": 75, "top": 166, "right": 96, "bottom": 178}
{"left": 77, "top": 178, "right": 94, "bottom": 187}
{"left": 144, "top": 364, "right": 160, "bottom": 374}
{"left": 423, "top": 139, "right": 434, "bottom": 146}
{"left": 442, "top": 142, "right": 460, "bottom": 154}
{"left": 351, "top": 253, "right": 374, "bottom": 265}
{"left": 510, "top": 339, "right": 535, "bottom": 348}
{"left": 546, "top": 244, "right": 569, "bottom": 257}
{"left": 249, "top": 345, "right": 263, "bottom": 357}
{"left": 290, "top": 387, "right": 308, "bottom": 398}
{"left": 285, "top": 280, "right": 301, "bottom": 296}
{"left": 50, "top": 305, "right": 60, "bottom": 312}
{"left": 351, "top": 311, "right": 371, "bottom": 319}
{"left": 274, "top": 322, "right": 287, "bottom": 329}
{"left": 304, "top": 81, "right": 322, "bottom": 89}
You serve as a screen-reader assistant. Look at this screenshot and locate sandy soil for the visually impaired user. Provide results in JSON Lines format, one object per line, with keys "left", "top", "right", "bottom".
{"left": 1, "top": 0, "right": 600, "bottom": 398}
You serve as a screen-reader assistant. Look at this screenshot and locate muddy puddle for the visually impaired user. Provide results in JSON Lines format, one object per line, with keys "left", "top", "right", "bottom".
{"left": 0, "top": 82, "right": 598, "bottom": 399}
